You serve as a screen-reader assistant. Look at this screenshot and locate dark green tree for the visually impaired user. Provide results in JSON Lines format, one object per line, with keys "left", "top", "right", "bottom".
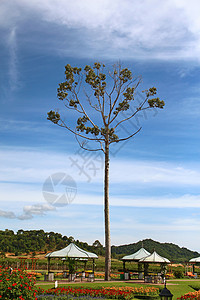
{"left": 47, "top": 62, "right": 165, "bottom": 280}
{"left": 93, "top": 240, "right": 103, "bottom": 248}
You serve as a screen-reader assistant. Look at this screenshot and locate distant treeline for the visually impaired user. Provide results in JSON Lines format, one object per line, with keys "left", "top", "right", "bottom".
{"left": 0, "top": 230, "right": 199, "bottom": 262}
{"left": 0, "top": 229, "right": 104, "bottom": 256}
{"left": 111, "top": 239, "right": 200, "bottom": 262}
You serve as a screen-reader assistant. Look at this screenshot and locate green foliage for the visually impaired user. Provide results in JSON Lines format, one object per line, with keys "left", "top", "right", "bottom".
{"left": 0, "top": 229, "right": 199, "bottom": 263}
{"left": 173, "top": 270, "right": 184, "bottom": 278}
{"left": 0, "top": 266, "right": 38, "bottom": 299}
{"left": 111, "top": 238, "right": 200, "bottom": 262}
{"left": 47, "top": 110, "right": 60, "bottom": 124}
{"left": 47, "top": 62, "right": 165, "bottom": 147}
{"left": 0, "top": 229, "right": 105, "bottom": 258}
{"left": 67, "top": 258, "right": 76, "bottom": 274}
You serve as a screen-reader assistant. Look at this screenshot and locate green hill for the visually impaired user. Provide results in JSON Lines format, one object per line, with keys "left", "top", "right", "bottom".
{"left": 112, "top": 239, "right": 200, "bottom": 262}
{"left": 0, "top": 230, "right": 199, "bottom": 263}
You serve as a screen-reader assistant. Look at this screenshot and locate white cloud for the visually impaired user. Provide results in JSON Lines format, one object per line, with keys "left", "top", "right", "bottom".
{"left": 109, "top": 194, "right": 200, "bottom": 208}
{"left": 0, "top": 203, "right": 55, "bottom": 220}
{"left": 1, "top": 147, "right": 200, "bottom": 225}
{"left": 1, "top": 0, "right": 200, "bottom": 61}
{"left": 1, "top": 148, "right": 200, "bottom": 186}
{"left": 110, "top": 160, "right": 200, "bottom": 186}
{"left": 173, "top": 217, "right": 200, "bottom": 231}
{"left": 18, "top": 203, "right": 55, "bottom": 220}
{"left": 74, "top": 193, "right": 200, "bottom": 208}
{"left": 7, "top": 27, "right": 20, "bottom": 91}
{"left": 0, "top": 209, "right": 16, "bottom": 219}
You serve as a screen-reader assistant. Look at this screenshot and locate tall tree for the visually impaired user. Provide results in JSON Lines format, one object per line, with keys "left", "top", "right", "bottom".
{"left": 47, "top": 62, "right": 165, "bottom": 280}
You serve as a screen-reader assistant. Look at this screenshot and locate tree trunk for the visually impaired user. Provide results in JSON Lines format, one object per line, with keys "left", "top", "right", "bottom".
{"left": 104, "top": 137, "right": 111, "bottom": 281}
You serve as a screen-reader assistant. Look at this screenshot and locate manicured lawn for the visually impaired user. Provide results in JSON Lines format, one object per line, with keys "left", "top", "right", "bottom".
{"left": 37, "top": 279, "right": 200, "bottom": 299}
{"left": 167, "top": 279, "right": 197, "bottom": 299}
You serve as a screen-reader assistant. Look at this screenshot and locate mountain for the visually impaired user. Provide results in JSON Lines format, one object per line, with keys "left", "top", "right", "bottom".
{"left": 0, "top": 230, "right": 199, "bottom": 263}
{"left": 111, "top": 239, "right": 200, "bottom": 262}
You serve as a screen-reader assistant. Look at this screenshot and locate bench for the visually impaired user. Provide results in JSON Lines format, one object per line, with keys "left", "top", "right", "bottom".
{"left": 186, "top": 272, "right": 196, "bottom": 278}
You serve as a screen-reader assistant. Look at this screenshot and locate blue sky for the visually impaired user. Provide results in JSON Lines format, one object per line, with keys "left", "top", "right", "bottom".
{"left": 1, "top": 0, "right": 200, "bottom": 253}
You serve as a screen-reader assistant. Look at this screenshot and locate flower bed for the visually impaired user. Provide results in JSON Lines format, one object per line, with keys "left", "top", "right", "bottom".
{"left": 0, "top": 265, "right": 159, "bottom": 300}
{"left": 103, "top": 286, "right": 159, "bottom": 298}
{"left": 177, "top": 290, "right": 200, "bottom": 300}
{"left": 95, "top": 272, "right": 121, "bottom": 279}
{"left": 37, "top": 296, "right": 105, "bottom": 299}
{"left": 38, "top": 286, "right": 159, "bottom": 300}
{"left": 0, "top": 266, "right": 39, "bottom": 299}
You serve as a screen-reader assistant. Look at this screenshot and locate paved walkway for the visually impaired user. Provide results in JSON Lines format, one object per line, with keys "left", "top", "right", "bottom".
{"left": 36, "top": 279, "right": 176, "bottom": 285}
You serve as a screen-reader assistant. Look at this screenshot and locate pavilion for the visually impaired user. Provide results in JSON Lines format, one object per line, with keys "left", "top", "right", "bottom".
{"left": 189, "top": 256, "right": 200, "bottom": 275}
{"left": 45, "top": 243, "right": 98, "bottom": 275}
{"left": 122, "top": 248, "right": 170, "bottom": 282}
{"left": 139, "top": 250, "right": 170, "bottom": 263}
{"left": 122, "top": 247, "right": 150, "bottom": 261}
{"left": 189, "top": 256, "right": 200, "bottom": 263}
{"left": 139, "top": 250, "right": 170, "bottom": 283}
{"left": 122, "top": 247, "right": 150, "bottom": 279}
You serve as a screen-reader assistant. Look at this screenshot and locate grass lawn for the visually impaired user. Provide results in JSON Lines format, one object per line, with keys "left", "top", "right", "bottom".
{"left": 167, "top": 279, "right": 197, "bottom": 299}
{"left": 37, "top": 279, "right": 200, "bottom": 299}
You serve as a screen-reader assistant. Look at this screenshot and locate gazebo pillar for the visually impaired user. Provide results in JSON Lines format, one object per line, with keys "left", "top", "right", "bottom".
{"left": 47, "top": 257, "right": 51, "bottom": 274}
{"left": 144, "top": 263, "right": 149, "bottom": 277}
{"left": 192, "top": 264, "right": 195, "bottom": 274}
{"left": 92, "top": 259, "right": 95, "bottom": 273}
{"left": 84, "top": 260, "right": 87, "bottom": 271}
{"left": 123, "top": 261, "right": 126, "bottom": 272}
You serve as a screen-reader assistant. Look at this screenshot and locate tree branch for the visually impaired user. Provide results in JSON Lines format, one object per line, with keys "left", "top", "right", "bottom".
{"left": 84, "top": 89, "right": 101, "bottom": 112}
{"left": 75, "top": 134, "right": 105, "bottom": 153}
{"left": 58, "top": 117, "right": 105, "bottom": 142}
{"left": 112, "top": 96, "right": 151, "bottom": 131}
{"left": 110, "top": 127, "right": 142, "bottom": 144}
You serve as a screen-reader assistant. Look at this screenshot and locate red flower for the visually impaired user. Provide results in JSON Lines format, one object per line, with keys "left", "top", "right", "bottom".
{"left": 12, "top": 283, "right": 17, "bottom": 286}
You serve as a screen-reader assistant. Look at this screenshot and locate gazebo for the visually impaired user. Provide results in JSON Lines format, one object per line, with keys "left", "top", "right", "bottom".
{"left": 122, "top": 247, "right": 150, "bottom": 279}
{"left": 122, "top": 247, "right": 150, "bottom": 261}
{"left": 189, "top": 256, "right": 200, "bottom": 263}
{"left": 139, "top": 251, "right": 170, "bottom": 283}
{"left": 45, "top": 243, "right": 98, "bottom": 279}
{"left": 189, "top": 256, "right": 200, "bottom": 276}
{"left": 139, "top": 251, "right": 170, "bottom": 263}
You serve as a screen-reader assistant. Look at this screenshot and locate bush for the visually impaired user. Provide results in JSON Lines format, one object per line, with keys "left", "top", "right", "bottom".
{"left": 0, "top": 266, "right": 38, "bottom": 299}
{"left": 173, "top": 270, "right": 184, "bottom": 278}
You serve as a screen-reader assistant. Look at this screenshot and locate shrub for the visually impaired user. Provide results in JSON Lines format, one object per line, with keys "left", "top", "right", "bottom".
{"left": 0, "top": 266, "right": 38, "bottom": 299}
{"left": 173, "top": 270, "right": 184, "bottom": 278}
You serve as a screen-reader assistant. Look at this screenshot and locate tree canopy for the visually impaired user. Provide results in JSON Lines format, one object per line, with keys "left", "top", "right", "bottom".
{"left": 47, "top": 62, "right": 164, "bottom": 151}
